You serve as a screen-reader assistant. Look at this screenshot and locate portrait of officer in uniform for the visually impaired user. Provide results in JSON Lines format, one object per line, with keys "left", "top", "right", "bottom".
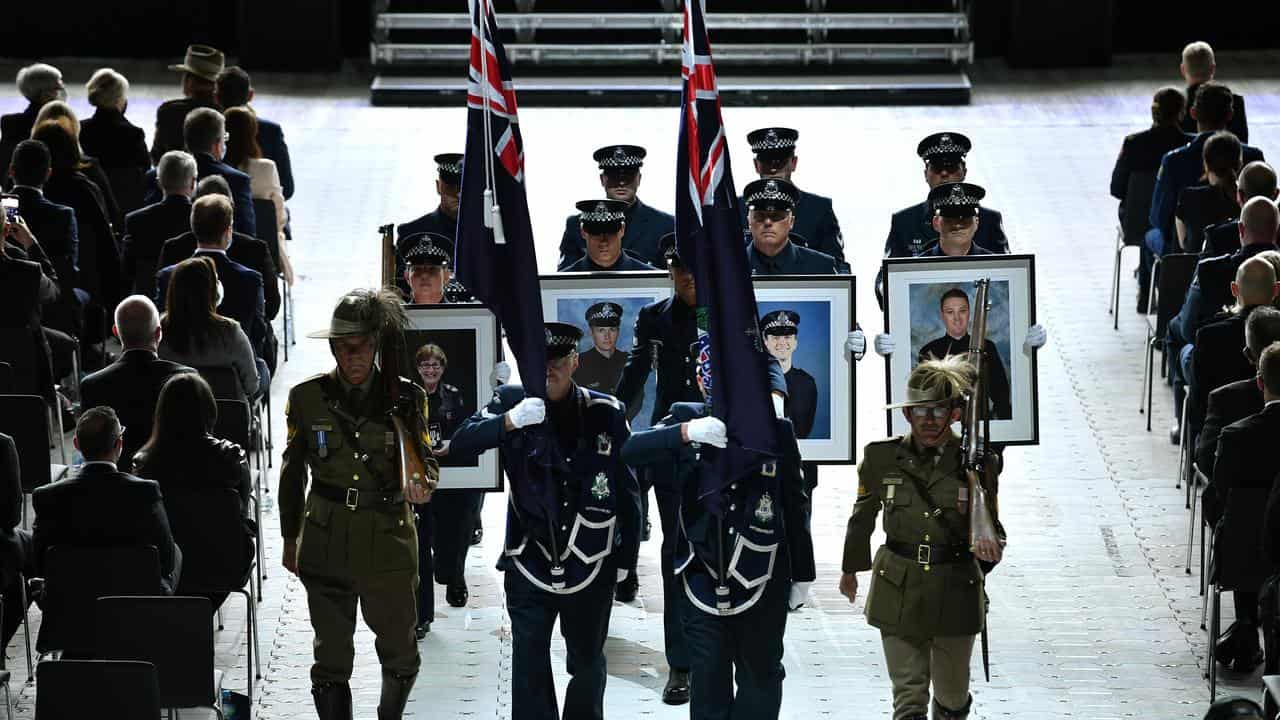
{"left": 560, "top": 199, "right": 658, "bottom": 273}
{"left": 558, "top": 144, "right": 674, "bottom": 269}
{"left": 449, "top": 322, "right": 642, "bottom": 720}
{"left": 738, "top": 126, "right": 849, "bottom": 272}
{"left": 280, "top": 289, "right": 439, "bottom": 720}
{"left": 839, "top": 355, "right": 1005, "bottom": 720}
{"left": 918, "top": 288, "right": 1012, "bottom": 420}
{"left": 761, "top": 309, "right": 818, "bottom": 439}
{"left": 574, "top": 301, "right": 628, "bottom": 392}
{"left": 622, "top": 337, "right": 815, "bottom": 720}
{"left": 744, "top": 178, "right": 843, "bottom": 276}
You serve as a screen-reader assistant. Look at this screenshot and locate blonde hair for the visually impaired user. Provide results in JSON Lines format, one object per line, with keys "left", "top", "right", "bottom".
{"left": 86, "top": 68, "right": 129, "bottom": 111}
{"left": 32, "top": 101, "right": 80, "bottom": 141}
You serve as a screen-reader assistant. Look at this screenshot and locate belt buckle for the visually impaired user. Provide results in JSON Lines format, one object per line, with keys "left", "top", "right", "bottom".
{"left": 916, "top": 544, "right": 932, "bottom": 565}
{"left": 345, "top": 488, "right": 359, "bottom": 511}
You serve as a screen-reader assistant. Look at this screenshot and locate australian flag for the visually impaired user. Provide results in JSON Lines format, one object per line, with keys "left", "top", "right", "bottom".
{"left": 675, "top": 0, "right": 779, "bottom": 513}
{"left": 456, "top": 0, "right": 558, "bottom": 524}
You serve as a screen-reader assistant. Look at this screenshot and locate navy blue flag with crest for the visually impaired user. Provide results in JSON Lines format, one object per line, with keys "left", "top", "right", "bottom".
{"left": 456, "top": 0, "right": 559, "bottom": 526}
{"left": 675, "top": 0, "right": 779, "bottom": 516}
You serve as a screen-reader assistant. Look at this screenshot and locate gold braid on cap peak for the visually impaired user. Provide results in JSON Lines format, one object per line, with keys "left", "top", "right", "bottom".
{"left": 908, "top": 354, "right": 976, "bottom": 402}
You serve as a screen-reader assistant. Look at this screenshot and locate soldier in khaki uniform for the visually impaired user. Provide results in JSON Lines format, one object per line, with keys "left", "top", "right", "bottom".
{"left": 839, "top": 356, "right": 1005, "bottom": 720}
{"left": 280, "top": 289, "right": 439, "bottom": 720}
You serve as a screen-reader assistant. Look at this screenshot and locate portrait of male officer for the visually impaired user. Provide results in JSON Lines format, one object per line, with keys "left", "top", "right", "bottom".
{"left": 558, "top": 145, "right": 673, "bottom": 269}
{"left": 575, "top": 301, "right": 628, "bottom": 392}
{"left": 917, "top": 287, "right": 1013, "bottom": 421}
{"left": 761, "top": 309, "right": 818, "bottom": 439}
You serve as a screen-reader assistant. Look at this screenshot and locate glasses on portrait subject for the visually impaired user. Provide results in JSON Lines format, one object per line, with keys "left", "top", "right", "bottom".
{"left": 909, "top": 405, "right": 952, "bottom": 419}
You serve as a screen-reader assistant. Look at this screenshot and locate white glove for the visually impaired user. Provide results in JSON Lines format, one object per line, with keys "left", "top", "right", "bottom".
{"left": 686, "top": 416, "right": 727, "bottom": 448}
{"left": 873, "top": 333, "right": 896, "bottom": 357}
{"left": 489, "top": 361, "right": 512, "bottom": 389}
{"left": 507, "top": 397, "right": 545, "bottom": 429}
{"left": 788, "top": 581, "right": 813, "bottom": 610}
{"left": 844, "top": 330, "right": 866, "bottom": 360}
{"left": 616, "top": 569, "right": 629, "bottom": 583}
{"left": 771, "top": 392, "right": 785, "bottom": 419}
{"left": 1024, "top": 323, "right": 1047, "bottom": 351}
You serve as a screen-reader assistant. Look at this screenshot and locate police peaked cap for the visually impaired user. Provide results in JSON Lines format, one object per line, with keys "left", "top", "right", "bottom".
{"left": 916, "top": 132, "right": 971, "bottom": 163}
{"left": 593, "top": 145, "right": 646, "bottom": 170}
{"left": 747, "top": 127, "right": 799, "bottom": 157}
{"left": 433, "top": 153, "right": 464, "bottom": 184}
{"left": 585, "top": 302, "right": 623, "bottom": 328}
{"left": 928, "top": 181, "right": 985, "bottom": 218}
{"left": 545, "top": 322, "right": 584, "bottom": 359}
{"left": 743, "top": 178, "right": 798, "bottom": 212}
{"left": 400, "top": 232, "right": 454, "bottom": 266}
{"left": 760, "top": 310, "right": 800, "bottom": 336}
{"left": 576, "top": 199, "right": 628, "bottom": 233}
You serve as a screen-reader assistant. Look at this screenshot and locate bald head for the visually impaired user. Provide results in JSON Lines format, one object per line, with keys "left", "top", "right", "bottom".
{"left": 1240, "top": 197, "right": 1280, "bottom": 247}
{"left": 113, "top": 295, "right": 161, "bottom": 350}
{"left": 1239, "top": 162, "right": 1279, "bottom": 203}
{"left": 1233, "top": 257, "right": 1280, "bottom": 309}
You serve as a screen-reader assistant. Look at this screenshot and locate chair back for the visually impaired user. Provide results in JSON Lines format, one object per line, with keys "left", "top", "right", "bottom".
{"left": 213, "top": 399, "right": 253, "bottom": 452}
{"left": 35, "top": 659, "right": 161, "bottom": 719}
{"left": 0, "top": 394, "right": 52, "bottom": 494}
{"left": 36, "top": 545, "right": 162, "bottom": 656}
{"left": 103, "top": 166, "right": 148, "bottom": 216}
{"left": 164, "top": 488, "right": 253, "bottom": 593}
{"left": 1121, "top": 171, "right": 1157, "bottom": 247}
{"left": 0, "top": 327, "right": 53, "bottom": 400}
{"left": 196, "top": 365, "right": 246, "bottom": 402}
{"left": 252, "top": 197, "right": 282, "bottom": 270}
{"left": 1213, "top": 486, "right": 1279, "bottom": 591}
{"left": 0, "top": 361, "right": 12, "bottom": 393}
{"left": 94, "top": 595, "right": 216, "bottom": 710}
{"left": 1152, "top": 253, "right": 1199, "bottom": 340}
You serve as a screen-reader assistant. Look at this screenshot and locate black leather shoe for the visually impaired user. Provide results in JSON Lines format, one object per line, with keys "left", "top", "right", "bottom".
{"left": 615, "top": 573, "right": 638, "bottom": 603}
{"left": 1169, "top": 423, "right": 1180, "bottom": 446}
{"left": 1136, "top": 289, "right": 1150, "bottom": 314}
{"left": 641, "top": 519, "right": 652, "bottom": 542}
{"left": 662, "top": 669, "right": 690, "bottom": 705}
{"left": 446, "top": 580, "right": 469, "bottom": 608}
{"left": 312, "top": 682, "right": 353, "bottom": 720}
{"left": 415, "top": 622, "right": 431, "bottom": 640}
{"left": 471, "top": 526, "right": 483, "bottom": 546}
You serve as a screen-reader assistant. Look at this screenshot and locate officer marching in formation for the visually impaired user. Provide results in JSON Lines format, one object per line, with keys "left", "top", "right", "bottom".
{"left": 449, "top": 322, "right": 642, "bottom": 720}
{"left": 395, "top": 153, "right": 463, "bottom": 294}
{"left": 561, "top": 199, "right": 659, "bottom": 272}
{"left": 574, "top": 302, "right": 628, "bottom": 392}
{"left": 839, "top": 355, "right": 1005, "bottom": 720}
{"left": 744, "top": 178, "right": 843, "bottom": 275}
{"left": 280, "top": 289, "right": 439, "bottom": 720}
{"left": 622, "top": 337, "right": 816, "bottom": 720}
{"left": 558, "top": 145, "right": 675, "bottom": 270}
{"left": 401, "top": 231, "right": 455, "bottom": 305}
{"left": 740, "top": 126, "right": 850, "bottom": 272}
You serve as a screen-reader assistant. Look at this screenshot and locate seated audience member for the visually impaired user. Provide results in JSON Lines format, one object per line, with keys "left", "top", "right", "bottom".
{"left": 1197, "top": 306, "right": 1280, "bottom": 474}
{"left": 224, "top": 106, "right": 293, "bottom": 286}
{"left": 8, "top": 139, "right": 81, "bottom": 338}
{"left": 80, "top": 296, "right": 194, "bottom": 472}
{"left": 1202, "top": 161, "right": 1278, "bottom": 259}
{"left": 146, "top": 108, "right": 255, "bottom": 235}
{"left": 31, "top": 407, "right": 182, "bottom": 594}
{"left": 159, "top": 176, "right": 280, "bottom": 323}
{"left": 157, "top": 256, "right": 260, "bottom": 399}
{"left": 151, "top": 45, "right": 223, "bottom": 164}
{"left": 1176, "top": 132, "right": 1242, "bottom": 253}
{"left": 1179, "top": 42, "right": 1248, "bottom": 143}
{"left": 1183, "top": 257, "right": 1279, "bottom": 447}
{"left": 1218, "top": 343, "right": 1280, "bottom": 672}
{"left": 0, "top": 63, "right": 64, "bottom": 191}
{"left": 1110, "top": 86, "right": 1189, "bottom": 220}
{"left": 215, "top": 67, "right": 294, "bottom": 201}
{"left": 32, "top": 120, "right": 123, "bottom": 314}
{"left": 121, "top": 151, "right": 196, "bottom": 297}
{"left": 157, "top": 193, "right": 268, "bottom": 358}
{"left": 1, "top": 201, "right": 68, "bottom": 390}
{"left": 80, "top": 68, "right": 151, "bottom": 213}
{"left": 1167, "top": 196, "right": 1280, "bottom": 441}
{"left": 34, "top": 103, "right": 122, "bottom": 230}
{"left": 0, "top": 433, "right": 33, "bottom": 649}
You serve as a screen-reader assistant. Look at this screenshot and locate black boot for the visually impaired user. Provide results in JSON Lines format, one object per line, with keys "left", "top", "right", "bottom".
{"left": 377, "top": 671, "right": 417, "bottom": 720}
{"left": 662, "top": 668, "right": 690, "bottom": 705}
{"left": 932, "top": 694, "right": 972, "bottom": 719}
{"left": 615, "top": 573, "right": 638, "bottom": 603}
{"left": 312, "top": 682, "right": 353, "bottom": 720}
{"left": 1217, "top": 622, "right": 1263, "bottom": 672}
{"left": 446, "top": 579, "right": 469, "bottom": 608}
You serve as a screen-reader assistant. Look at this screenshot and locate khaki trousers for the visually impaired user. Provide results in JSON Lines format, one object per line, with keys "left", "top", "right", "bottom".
{"left": 880, "top": 632, "right": 975, "bottom": 719}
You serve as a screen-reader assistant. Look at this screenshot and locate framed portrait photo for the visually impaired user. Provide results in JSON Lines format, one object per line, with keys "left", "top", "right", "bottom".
{"left": 753, "top": 275, "right": 856, "bottom": 463}
{"left": 539, "top": 271, "right": 672, "bottom": 431}
{"left": 404, "top": 303, "right": 503, "bottom": 490}
{"left": 882, "top": 254, "right": 1039, "bottom": 445}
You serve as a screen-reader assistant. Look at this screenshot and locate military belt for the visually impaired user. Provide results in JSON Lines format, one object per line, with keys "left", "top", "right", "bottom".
{"left": 310, "top": 483, "right": 405, "bottom": 511}
{"left": 885, "top": 540, "right": 972, "bottom": 566}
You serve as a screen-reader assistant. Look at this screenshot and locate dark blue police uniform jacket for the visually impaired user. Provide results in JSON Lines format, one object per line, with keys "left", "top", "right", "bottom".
{"left": 875, "top": 237, "right": 997, "bottom": 308}
{"left": 561, "top": 252, "right": 657, "bottom": 273}
{"left": 450, "top": 384, "right": 641, "bottom": 594}
{"left": 739, "top": 188, "right": 847, "bottom": 271}
{"left": 394, "top": 208, "right": 458, "bottom": 294}
{"left": 621, "top": 402, "right": 816, "bottom": 615}
{"left": 1149, "top": 133, "right": 1264, "bottom": 254}
{"left": 747, "top": 239, "right": 841, "bottom": 275}
{"left": 558, "top": 199, "right": 674, "bottom": 270}
{"left": 884, "top": 201, "right": 1009, "bottom": 259}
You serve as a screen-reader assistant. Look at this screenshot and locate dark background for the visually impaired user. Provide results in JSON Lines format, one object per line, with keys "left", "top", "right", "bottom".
{"left": 2, "top": 1, "right": 1277, "bottom": 71}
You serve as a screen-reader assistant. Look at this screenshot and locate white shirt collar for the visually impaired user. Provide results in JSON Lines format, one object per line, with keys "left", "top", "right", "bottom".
{"left": 80, "top": 460, "right": 118, "bottom": 471}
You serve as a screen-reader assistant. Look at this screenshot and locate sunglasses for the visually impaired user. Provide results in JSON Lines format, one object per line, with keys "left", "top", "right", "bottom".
{"left": 908, "top": 405, "right": 953, "bottom": 419}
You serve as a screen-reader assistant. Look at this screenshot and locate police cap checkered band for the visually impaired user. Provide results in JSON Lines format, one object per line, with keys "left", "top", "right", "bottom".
{"left": 928, "top": 182, "right": 985, "bottom": 216}
{"left": 401, "top": 232, "right": 453, "bottom": 266}
{"left": 744, "top": 178, "right": 798, "bottom": 210}
{"left": 585, "top": 302, "right": 623, "bottom": 327}
{"left": 916, "top": 132, "right": 972, "bottom": 161}
{"left": 747, "top": 127, "right": 799, "bottom": 154}
{"left": 761, "top": 310, "right": 800, "bottom": 335}
{"left": 576, "top": 199, "right": 628, "bottom": 224}
{"left": 593, "top": 145, "right": 646, "bottom": 169}
{"left": 433, "top": 153, "right": 463, "bottom": 180}
{"left": 545, "top": 322, "right": 584, "bottom": 358}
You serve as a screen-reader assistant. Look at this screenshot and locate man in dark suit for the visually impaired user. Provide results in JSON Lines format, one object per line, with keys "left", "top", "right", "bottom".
{"left": 557, "top": 145, "right": 674, "bottom": 270}
{"left": 214, "top": 66, "right": 294, "bottom": 200}
{"left": 144, "top": 108, "right": 255, "bottom": 236}
{"left": 1201, "top": 161, "right": 1278, "bottom": 260}
{"left": 738, "top": 127, "right": 848, "bottom": 272}
{"left": 1, "top": 207, "right": 67, "bottom": 389}
{"left": 1196, "top": 306, "right": 1280, "bottom": 474}
{"left": 0, "top": 63, "right": 64, "bottom": 192}
{"left": 121, "top": 151, "right": 196, "bottom": 298}
{"left": 150, "top": 45, "right": 223, "bottom": 164}
{"left": 1179, "top": 42, "right": 1248, "bottom": 144}
{"left": 156, "top": 194, "right": 267, "bottom": 359}
{"left": 80, "top": 296, "right": 194, "bottom": 472}
{"left": 32, "top": 407, "right": 182, "bottom": 594}
{"left": 9, "top": 140, "right": 81, "bottom": 338}
{"left": 159, "top": 176, "right": 279, "bottom": 322}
